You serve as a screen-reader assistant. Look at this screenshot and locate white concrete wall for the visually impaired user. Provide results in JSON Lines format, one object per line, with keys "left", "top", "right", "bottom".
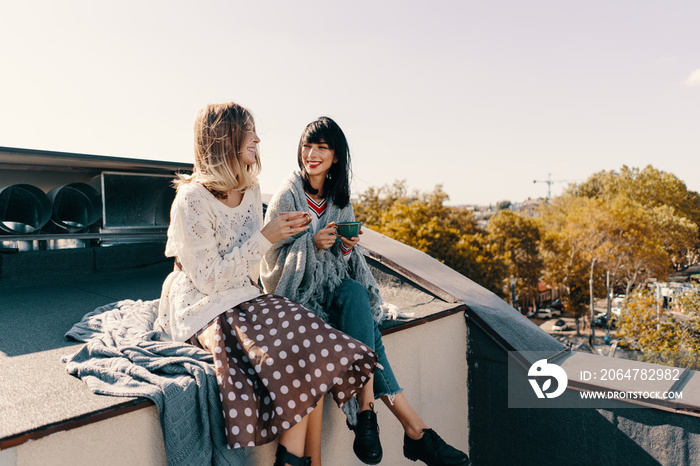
{"left": 248, "top": 311, "right": 469, "bottom": 465}
{"left": 2, "top": 312, "right": 468, "bottom": 466}
{"left": 2, "top": 405, "right": 165, "bottom": 466}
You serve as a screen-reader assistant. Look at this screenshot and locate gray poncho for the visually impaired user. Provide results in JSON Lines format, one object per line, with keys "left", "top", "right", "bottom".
{"left": 260, "top": 171, "right": 384, "bottom": 324}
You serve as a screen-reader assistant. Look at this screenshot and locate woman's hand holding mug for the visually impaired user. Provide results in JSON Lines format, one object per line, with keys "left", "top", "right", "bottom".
{"left": 313, "top": 222, "right": 338, "bottom": 250}
{"left": 339, "top": 233, "right": 361, "bottom": 250}
{"left": 262, "top": 212, "right": 311, "bottom": 243}
{"left": 334, "top": 222, "right": 362, "bottom": 249}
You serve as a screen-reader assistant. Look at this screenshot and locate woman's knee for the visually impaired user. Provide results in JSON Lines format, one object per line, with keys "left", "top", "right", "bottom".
{"left": 332, "top": 280, "right": 374, "bottom": 336}
{"left": 335, "top": 279, "right": 369, "bottom": 303}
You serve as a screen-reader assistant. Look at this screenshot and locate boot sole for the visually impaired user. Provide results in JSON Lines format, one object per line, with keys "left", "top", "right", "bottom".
{"left": 354, "top": 454, "right": 382, "bottom": 465}
{"left": 403, "top": 450, "right": 471, "bottom": 466}
{"left": 354, "top": 447, "right": 382, "bottom": 465}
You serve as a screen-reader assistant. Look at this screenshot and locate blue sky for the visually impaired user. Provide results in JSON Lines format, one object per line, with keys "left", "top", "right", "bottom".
{"left": 1, "top": 0, "right": 699, "bottom": 205}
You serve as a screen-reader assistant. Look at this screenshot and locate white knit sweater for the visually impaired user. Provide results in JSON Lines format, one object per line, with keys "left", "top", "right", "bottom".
{"left": 157, "top": 181, "right": 272, "bottom": 341}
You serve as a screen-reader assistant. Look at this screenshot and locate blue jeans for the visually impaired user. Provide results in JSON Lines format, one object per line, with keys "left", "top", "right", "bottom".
{"left": 328, "top": 279, "right": 403, "bottom": 399}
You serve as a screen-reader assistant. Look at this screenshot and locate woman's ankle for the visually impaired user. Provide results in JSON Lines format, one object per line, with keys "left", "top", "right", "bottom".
{"left": 358, "top": 401, "right": 376, "bottom": 413}
{"left": 404, "top": 425, "right": 427, "bottom": 441}
{"left": 275, "top": 444, "right": 311, "bottom": 466}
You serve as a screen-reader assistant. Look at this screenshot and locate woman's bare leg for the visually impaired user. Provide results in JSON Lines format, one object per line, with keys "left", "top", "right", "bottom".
{"left": 380, "top": 392, "right": 429, "bottom": 440}
{"left": 304, "top": 396, "right": 324, "bottom": 466}
{"left": 278, "top": 412, "right": 310, "bottom": 459}
{"left": 358, "top": 376, "right": 427, "bottom": 439}
{"left": 357, "top": 374, "right": 375, "bottom": 411}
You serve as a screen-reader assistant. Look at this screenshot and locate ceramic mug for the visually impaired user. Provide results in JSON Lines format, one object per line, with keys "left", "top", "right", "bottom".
{"left": 279, "top": 211, "right": 312, "bottom": 226}
{"left": 335, "top": 221, "right": 362, "bottom": 238}
{"left": 299, "top": 212, "right": 312, "bottom": 226}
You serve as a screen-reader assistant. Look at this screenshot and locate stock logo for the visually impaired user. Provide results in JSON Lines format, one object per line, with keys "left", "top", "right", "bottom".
{"left": 528, "top": 359, "right": 568, "bottom": 399}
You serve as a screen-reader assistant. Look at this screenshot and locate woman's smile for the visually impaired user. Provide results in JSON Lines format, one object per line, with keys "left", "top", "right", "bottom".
{"left": 240, "top": 129, "right": 260, "bottom": 165}
{"left": 301, "top": 142, "right": 336, "bottom": 178}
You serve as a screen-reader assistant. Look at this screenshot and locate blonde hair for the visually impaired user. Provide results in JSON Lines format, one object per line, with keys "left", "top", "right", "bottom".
{"left": 177, "top": 102, "right": 261, "bottom": 198}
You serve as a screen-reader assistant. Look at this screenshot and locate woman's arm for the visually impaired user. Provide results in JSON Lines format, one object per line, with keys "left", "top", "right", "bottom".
{"left": 261, "top": 190, "right": 305, "bottom": 292}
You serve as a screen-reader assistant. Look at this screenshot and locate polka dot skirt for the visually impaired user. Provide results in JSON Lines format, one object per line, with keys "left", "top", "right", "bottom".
{"left": 189, "top": 294, "right": 378, "bottom": 449}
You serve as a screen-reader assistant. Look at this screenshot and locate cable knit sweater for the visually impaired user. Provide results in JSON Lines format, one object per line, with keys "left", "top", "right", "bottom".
{"left": 157, "top": 181, "right": 271, "bottom": 342}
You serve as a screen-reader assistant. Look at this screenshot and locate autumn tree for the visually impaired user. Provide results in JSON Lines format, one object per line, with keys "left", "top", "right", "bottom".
{"left": 571, "top": 165, "right": 700, "bottom": 268}
{"left": 538, "top": 196, "right": 613, "bottom": 333}
{"left": 617, "top": 289, "right": 700, "bottom": 369}
{"left": 594, "top": 197, "right": 682, "bottom": 296}
{"left": 354, "top": 181, "right": 507, "bottom": 296}
{"left": 539, "top": 166, "right": 700, "bottom": 336}
{"left": 487, "top": 210, "right": 543, "bottom": 310}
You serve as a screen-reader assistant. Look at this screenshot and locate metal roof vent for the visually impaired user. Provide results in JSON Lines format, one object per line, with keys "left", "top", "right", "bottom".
{"left": 46, "top": 183, "right": 102, "bottom": 233}
{"left": 0, "top": 184, "right": 51, "bottom": 234}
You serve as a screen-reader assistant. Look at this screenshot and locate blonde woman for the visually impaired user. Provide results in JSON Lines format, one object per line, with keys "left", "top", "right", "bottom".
{"left": 157, "top": 103, "right": 378, "bottom": 466}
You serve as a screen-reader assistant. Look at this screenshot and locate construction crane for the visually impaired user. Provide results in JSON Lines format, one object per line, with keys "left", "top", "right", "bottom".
{"left": 533, "top": 173, "right": 569, "bottom": 200}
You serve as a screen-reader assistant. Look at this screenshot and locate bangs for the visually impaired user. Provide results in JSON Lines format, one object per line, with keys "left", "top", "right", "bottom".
{"left": 302, "top": 122, "right": 332, "bottom": 148}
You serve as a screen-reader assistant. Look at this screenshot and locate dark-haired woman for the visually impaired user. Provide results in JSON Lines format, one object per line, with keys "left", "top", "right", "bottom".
{"left": 261, "top": 117, "right": 470, "bottom": 466}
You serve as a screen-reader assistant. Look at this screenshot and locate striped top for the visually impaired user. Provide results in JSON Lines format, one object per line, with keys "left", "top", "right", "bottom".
{"left": 306, "top": 193, "right": 326, "bottom": 221}
{"left": 305, "top": 193, "right": 352, "bottom": 258}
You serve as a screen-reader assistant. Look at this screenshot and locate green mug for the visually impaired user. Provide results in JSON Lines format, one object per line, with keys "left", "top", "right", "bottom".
{"left": 335, "top": 221, "right": 362, "bottom": 238}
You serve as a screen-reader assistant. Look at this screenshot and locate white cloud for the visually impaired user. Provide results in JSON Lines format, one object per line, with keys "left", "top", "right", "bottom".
{"left": 684, "top": 69, "right": 700, "bottom": 87}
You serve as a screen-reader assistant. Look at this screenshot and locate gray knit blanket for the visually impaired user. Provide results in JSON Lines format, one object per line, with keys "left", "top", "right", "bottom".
{"left": 260, "top": 171, "right": 384, "bottom": 324}
{"left": 63, "top": 299, "right": 244, "bottom": 466}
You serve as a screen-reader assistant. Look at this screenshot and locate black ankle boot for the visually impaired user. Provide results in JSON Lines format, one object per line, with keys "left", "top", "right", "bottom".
{"left": 351, "top": 403, "right": 383, "bottom": 465}
{"left": 274, "top": 444, "right": 311, "bottom": 466}
{"left": 403, "top": 428, "right": 470, "bottom": 466}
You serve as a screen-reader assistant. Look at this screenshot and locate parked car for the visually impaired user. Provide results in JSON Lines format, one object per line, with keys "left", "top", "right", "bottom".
{"left": 552, "top": 319, "right": 568, "bottom": 331}
{"left": 539, "top": 299, "right": 562, "bottom": 316}
{"left": 535, "top": 308, "right": 552, "bottom": 319}
{"left": 593, "top": 314, "right": 616, "bottom": 329}
{"left": 548, "top": 298, "right": 564, "bottom": 311}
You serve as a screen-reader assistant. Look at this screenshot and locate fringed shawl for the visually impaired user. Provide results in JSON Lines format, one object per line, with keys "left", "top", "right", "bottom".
{"left": 260, "top": 171, "right": 384, "bottom": 323}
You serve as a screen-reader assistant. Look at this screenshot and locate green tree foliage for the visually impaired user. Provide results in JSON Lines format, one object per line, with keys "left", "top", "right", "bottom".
{"left": 354, "top": 181, "right": 507, "bottom": 295}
